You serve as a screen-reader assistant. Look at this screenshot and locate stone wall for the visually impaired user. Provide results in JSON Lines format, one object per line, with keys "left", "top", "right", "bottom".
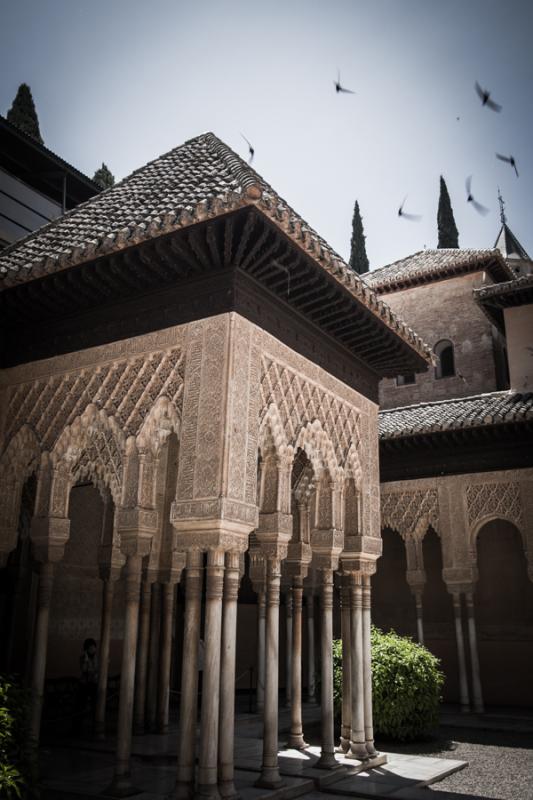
{"left": 378, "top": 273, "right": 504, "bottom": 409}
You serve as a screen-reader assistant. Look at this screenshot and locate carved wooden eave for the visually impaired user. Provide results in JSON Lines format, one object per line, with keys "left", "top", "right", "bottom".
{"left": 0, "top": 206, "right": 430, "bottom": 396}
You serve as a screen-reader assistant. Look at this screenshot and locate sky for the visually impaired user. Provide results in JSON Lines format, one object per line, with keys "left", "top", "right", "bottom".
{"left": 1, "top": 0, "right": 532, "bottom": 270}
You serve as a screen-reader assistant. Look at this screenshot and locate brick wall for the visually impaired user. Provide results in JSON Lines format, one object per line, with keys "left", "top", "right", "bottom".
{"left": 378, "top": 272, "right": 505, "bottom": 409}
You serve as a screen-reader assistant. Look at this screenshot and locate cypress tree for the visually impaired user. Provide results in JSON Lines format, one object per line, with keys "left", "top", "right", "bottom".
{"left": 6, "top": 83, "right": 43, "bottom": 144}
{"left": 437, "top": 176, "right": 459, "bottom": 248}
{"left": 92, "top": 163, "right": 115, "bottom": 190}
{"left": 349, "top": 200, "right": 369, "bottom": 275}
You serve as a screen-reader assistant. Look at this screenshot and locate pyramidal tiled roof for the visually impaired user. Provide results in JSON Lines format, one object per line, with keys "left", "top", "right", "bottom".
{"left": 364, "top": 248, "right": 514, "bottom": 293}
{"left": 379, "top": 390, "right": 533, "bottom": 439}
{"left": 0, "top": 131, "right": 432, "bottom": 362}
{"left": 494, "top": 223, "right": 530, "bottom": 261}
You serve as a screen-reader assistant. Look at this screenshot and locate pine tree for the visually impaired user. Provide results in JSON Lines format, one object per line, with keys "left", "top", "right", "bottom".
{"left": 92, "top": 163, "right": 115, "bottom": 190}
{"left": 6, "top": 83, "right": 43, "bottom": 144}
{"left": 437, "top": 176, "right": 459, "bottom": 248}
{"left": 349, "top": 200, "right": 369, "bottom": 275}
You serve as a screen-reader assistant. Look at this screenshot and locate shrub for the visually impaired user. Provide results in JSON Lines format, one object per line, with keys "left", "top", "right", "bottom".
{"left": 0, "top": 676, "right": 37, "bottom": 798}
{"left": 333, "top": 627, "right": 444, "bottom": 742}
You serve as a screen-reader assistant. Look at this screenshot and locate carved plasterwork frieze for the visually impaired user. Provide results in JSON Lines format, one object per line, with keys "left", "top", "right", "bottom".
{"left": 3, "top": 345, "right": 184, "bottom": 454}
{"left": 466, "top": 481, "right": 523, "bottom": 533}
{"left": 381, "top": 488, "right": 439, "bottom": 538}
{"left": 259, "top": 354, "right": 362, "bottom": 470}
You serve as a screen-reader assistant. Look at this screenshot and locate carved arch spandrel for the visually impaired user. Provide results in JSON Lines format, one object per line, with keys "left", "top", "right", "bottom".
{"left": 0, "top": 425, "right": 42, "bottom": 555}
{"left": 380, "top": 489, "right": 440, "bottom": 540}
{"left": 466, "top": 482, "right": 524, "bottom": 551}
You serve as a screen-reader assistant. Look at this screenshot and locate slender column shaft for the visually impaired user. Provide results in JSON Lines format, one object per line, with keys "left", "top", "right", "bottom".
{"left": 197, "top": 550, "right": 225, "bottom": 798}
{"left": 95, "top": 578, "right": 116, "bottom": 738}
{"left": 218, "top": 553, "right": 241, "bottom": 799}
{"left": 415, "top": 592, "right": 424, "bottom": 646}
{"left": 147, "top": 582, "right": 162, "bottom": 731}
{"left": 157, "top": 582, "right": 176, "bottom": 734}
{"left": 110, "top": 553, "right": 142, "bottom": 791}
{"left": 288, "top": 577, "right": 306, "bottom": 749}
{"left": 175, "top": 552, "right": 203, "bottom": 799}
{"left": 465, "top": 592, "right": 484, "bottom": 713}
{"left": 285, "top": 592, "right": 293, "bottom": 706}
{"left": 256, "top": 559, "right": 283, "bottom": 789}
{"left": 307, "top": 593, "right": 316, "bottom": 702}
{"left": 452, "top": 592, "right": 470, "bottom": 712}
{"left": 362, "top": 575, "right": 377, "bottom": 757}
{"left": 317, "top": 570, "right": 337, "bottom": 769}
{"left": 29, "top": 562, "right": 55, "bottom": 743}
{"left": 257, "top": 591, "right": 266, "bottom": 712}
{"left": 338, "top": 582, "right": 351, "bottom": 753}
{"left": 133, "top": 579, "right": 152, "bottom": 734}
{"left": 348, "top": 574, "right": 367, "bottom": 760}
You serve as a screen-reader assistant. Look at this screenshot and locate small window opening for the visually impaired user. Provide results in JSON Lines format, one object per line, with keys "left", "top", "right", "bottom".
{"left": 396, "top": 373, "right": 416, "bottom": 386}
{"left": 434, "top": 340, "right": 455, "bottom": 379}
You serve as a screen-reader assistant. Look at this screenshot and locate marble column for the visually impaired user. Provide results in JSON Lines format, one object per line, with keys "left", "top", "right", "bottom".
{"left": 465, "top": 591, "right": 484, "bottom": 714}
{"left": 348, "top": 574, "right": 367, "bottom": 761}
{"left": 29, "top": 561, "right": 55, "bottom": 743}
{"left": 257, "top": 590, "right": 266, "bottom": 713}
{"left": 452, "top": 592, "right": 470, "bottom": 713}
{"left": 362, "top": 575, "right": 377, "bottom": 757}
{"left": 414, "top": 591, "right": 424, "bottom": 646}
{"left": 197, "top": 550, "right": 225, "bottom": 799}
{"left": 175, "top": 551, "right": 203, "bottom": 799}
{"left": 147, "top": 582, "right": 162, "bottom": 732}
{"left": 256, "top": 558, "right": 284, "bottom": 789}
{"left": 288, "top": 576, "right": 306, "bottom": 749}
{"left": 157, "top": 582, "right": 176, "bottom": 734}
{"left": 108, "top": 553, "right": 143, "bottom": 795}
{"left": 218, "top": 552, "right": 241, "bottom": 799}
{"left": 306, "top": 592, "right": 316, "bottom": 703}
{"left": 317, "top": 569, "right": 337, "bottom": 769}
{"left": 338, "top": 580, "right": 351, "bottom": 753}
{"left": 95, "top": 569, "right": 120, "bottom": 739}
{"left": 133, "top": 577, "right": 153, "bottom": 734}
{"left": 285, "top": 591, "right": 293, "bottom": 707}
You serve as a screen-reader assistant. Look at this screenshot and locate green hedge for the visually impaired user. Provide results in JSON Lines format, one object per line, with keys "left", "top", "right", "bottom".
{"left": 0, "top": 676, "right": 37, "bottom": 799}
{"left": 333, "top": 627, "right": 444, "bottom": 742}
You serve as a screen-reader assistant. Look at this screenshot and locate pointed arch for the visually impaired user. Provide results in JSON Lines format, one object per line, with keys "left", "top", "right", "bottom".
{"left": 136, "top": 395, "right": 181, "bottom": 456}
{"left": 294, "top": 419, "right": 341, "bottom": 484}
{"left": 51, "top": 404, "right": 125, "bottom": 504}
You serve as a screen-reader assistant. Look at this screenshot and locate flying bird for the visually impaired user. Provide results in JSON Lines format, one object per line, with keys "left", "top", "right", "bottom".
{"left": 240, "top": 133, "right": 255, "bottom": 164}
{"left": 466, "top": 176, "right": 489, "bottom": 216}
{"left": 334, "top": 70, "right": 355, "bottom": 94}
{"left": 398, "top": 197, "right": 422, "bottom": 221}
{"left": 496, "top": 153, "right": 519, "bottom": 177}
{"left": 475, "top": 81, "right": 502, "bottom": 112}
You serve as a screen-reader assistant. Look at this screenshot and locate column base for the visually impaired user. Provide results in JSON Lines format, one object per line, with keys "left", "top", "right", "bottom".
{"left": 287, "top": 734, "right": 308, "bottom": 750}
{"left": 105, "top": 773, "right": 141, "bottom": 797}
{"left": 316, "top": 751, "right": 340, "bottom": 770}
{"left": 218, "top": 780, "right": 240, "bottom": 800}
{"left": 254, "top": 767, "right": 284, "bottom": 789}
{"left": 335, "top": 736, "right": 350, "bottom": 754}
{"left": 473, "top": 704, "right": 484, "bottom": 714}
{"left": 195, "top": 783, "right": 221, "bottom": 800}
{"left": 460, "top": 704, "right": 470, "bottom": 714}
{"left": 365, "top": 742, "right": 378, "bottom": 758}
{"left": 346, "top": 742, "right": 369, "bottom": 761}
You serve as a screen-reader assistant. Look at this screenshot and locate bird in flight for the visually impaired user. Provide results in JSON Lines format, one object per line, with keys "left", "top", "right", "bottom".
{"left": 496, "top": 153, "right": 519, "bottom": 177}
{"left": 398, "top": 197, "right": 422, "bottom": 221}
{"left": 475, "top": 82, "right": 502, "bottom": 112}
{"left": 466, "top": 176, "right": 489, "bottom": 215}
{"left": 334, "top": 69, "right": 355, "bottom": 94}
{"left": 241, "top": 133, "right": 255, "bottom": 164}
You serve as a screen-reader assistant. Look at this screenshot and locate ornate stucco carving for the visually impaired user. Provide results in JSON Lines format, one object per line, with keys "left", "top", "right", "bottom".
{"left": 381, "top": 488, "right": 439, "bottom": 538}
{"left": 466, "top": 482, "right": 523, "bottom": 533}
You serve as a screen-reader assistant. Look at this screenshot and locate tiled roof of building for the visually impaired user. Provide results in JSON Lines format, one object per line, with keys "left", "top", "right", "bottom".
{"left": 0, "top": 132, "right": 431, "bottom": 363}
{"left": 474, "top": 273, "right": 533, "bottom": 330}
{"left": 494, "top": 222, "right": 530, "bottom": 261}
{"left": 379, "top": 390, "right": 533, "bottom": 439}
{"left": 0, "top": 114, "right": 100, "bottom": 194}
{"left": 365, "top": 248, "right": 514, "bottom": 293}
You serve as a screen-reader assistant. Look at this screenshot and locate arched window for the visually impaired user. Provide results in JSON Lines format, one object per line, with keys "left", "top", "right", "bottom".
{"left": 434, "top": 339, "right": 455, "bottom": 379}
